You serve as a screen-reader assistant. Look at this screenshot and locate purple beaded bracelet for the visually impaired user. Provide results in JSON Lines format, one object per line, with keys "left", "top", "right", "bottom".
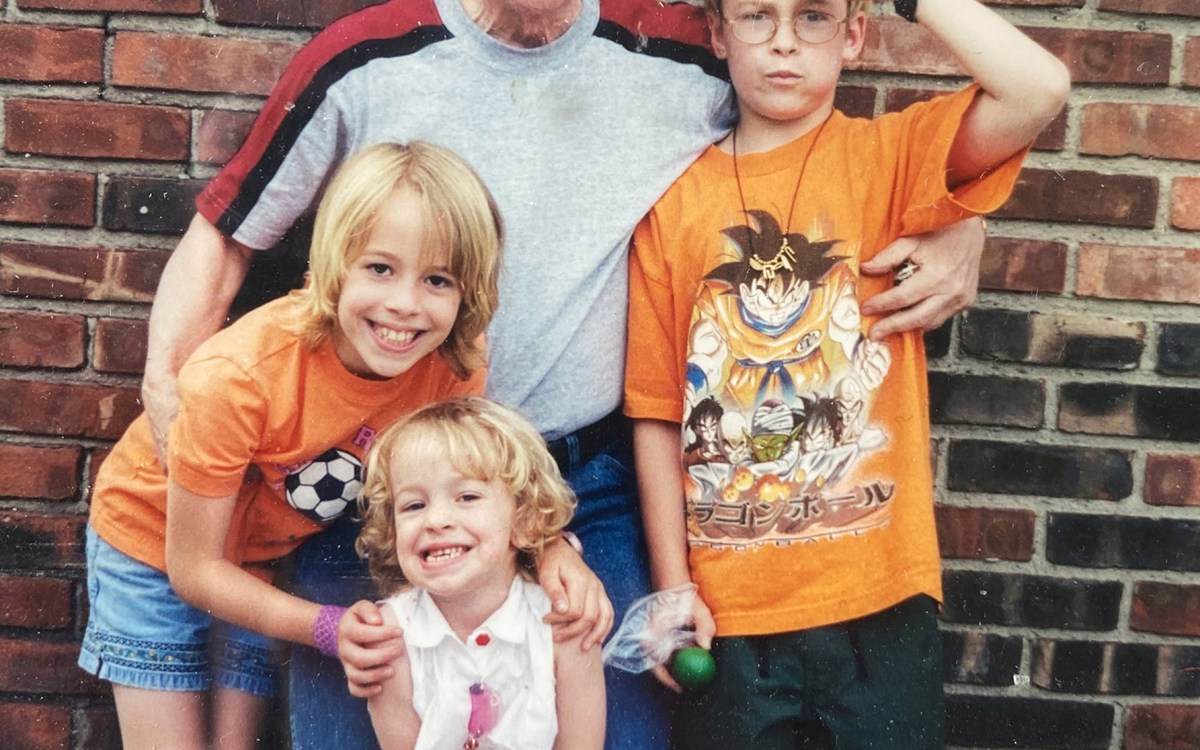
{"left": 313, "top": 604, "right": 348, "bottom": 659}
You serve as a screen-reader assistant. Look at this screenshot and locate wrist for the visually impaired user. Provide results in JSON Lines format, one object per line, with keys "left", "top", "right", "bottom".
{"left": 312, "top": 604, "right": 348, "bottom": 658}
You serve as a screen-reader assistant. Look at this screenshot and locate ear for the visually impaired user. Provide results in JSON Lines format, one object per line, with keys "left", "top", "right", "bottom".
{"left": 708, "top": 11, "right": 729, "bottom": 60}
{"left": 842, "top": 11, "right": 866, "bottom": 63}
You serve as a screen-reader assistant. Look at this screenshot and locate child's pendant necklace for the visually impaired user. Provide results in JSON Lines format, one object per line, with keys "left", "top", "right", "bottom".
{"left": 464, "top": 682, "right": 503, "bottom": 749}
{"left": 731, "top": 116, "right": 831, "bottom": 266}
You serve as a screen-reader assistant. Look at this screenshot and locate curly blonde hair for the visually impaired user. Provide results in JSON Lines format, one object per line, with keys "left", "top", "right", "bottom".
{"left": 356, "top": 397, "right": 576, "bottom": 596}
{"left": 291, "top": 141, "right": 503, "bottom": 380}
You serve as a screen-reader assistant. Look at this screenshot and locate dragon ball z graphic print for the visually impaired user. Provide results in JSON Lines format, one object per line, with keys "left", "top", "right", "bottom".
{"left": 682, "top": 209, "right": 894, "bottom": 547}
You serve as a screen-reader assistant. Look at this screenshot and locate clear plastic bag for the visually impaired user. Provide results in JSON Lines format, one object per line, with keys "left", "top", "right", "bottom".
{"left": 602, "top": 583, "right": 700, "bottom": 673}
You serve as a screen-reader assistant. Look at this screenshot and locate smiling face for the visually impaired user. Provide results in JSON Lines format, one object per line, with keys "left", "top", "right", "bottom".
{"left": 332, "top": 185, "right": 463, "bottom": 379}
{"left": 389, "top": 434, "right": 520, "bottom": 619}
{"left": 711, "top": 0, "right": 865, "bottom": 149}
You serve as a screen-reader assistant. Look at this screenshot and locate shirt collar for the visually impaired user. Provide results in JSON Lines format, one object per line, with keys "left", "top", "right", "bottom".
{"left": 404, "top": 576, "right": 532, "bottom": 648}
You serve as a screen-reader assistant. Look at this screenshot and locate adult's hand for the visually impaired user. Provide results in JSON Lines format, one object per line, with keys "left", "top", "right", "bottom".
{"left": 142, "top": 214, "right": 254, "bottom": 465}
{"left": 338, "top": 600, "right": 405, "bottom": 698}
{"left": 141, "top": 369, "right": 180, "bottom": 468}
{"left": 539, "top": 537, "right": 615, "bottom": 651}
{"left": 859, "top": 216, "right": 985, "bottom": 341}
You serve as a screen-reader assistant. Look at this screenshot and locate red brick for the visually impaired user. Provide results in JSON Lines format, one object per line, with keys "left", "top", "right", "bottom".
{"left": 0, "top": 25, "right": 103, "bottom": 84}
{"left": 988, "top": 0, "right": 1085, "bottom": 4}
{"left": 935, "top": 505, "right": 1035, "bottom": 561}
{"left": 1131, "top": 582, "right": 1200, "bottom": 637}
{"left": 0, "top": 702, "right": 71, "bottom": 749}
{"left": 1023, "top": 27, "right": 1170, "bottom": 85}
{"left": 0, "top": 638, "right": 105, "bottom": 694}
{"left": 833, "top": 85, "right": 876, "bottom": 120}
{"left": 0, "top": 379, "right": 141, "bottom": 440}
{"left": 0, "top": 576, "right": 73, "bottom": 629}
{"left": 997, "top": 169, "right": 1157, "bottom": 228}
{"left": 197, "top": 108, "right": 257, "bottom": 165}
{"left": 0, "top": 311, "right": 85, "bottom": 368}
{"left": 1077, "top": 245, "right": 1200, "bottom": 305}
{"left": 112, "top": 31, "right": 301, "bottom": 96}
{"left": 1171, "top": 176, "right": 1200, "bottom": 231}
{"left": 1124, "top": 705, "right": 1200, "bottom": 750}
{"left": 853, "top": 17, "right": 962, "bottom": 76}
{"left": 0, "top": 444, "right": 80, "bottom": 501}
{"left": 6, "top": 99, "right": 189, "bottom": 162}
{"left": 1145, "top": 455, "right": 1200, "bottom": 507}
{"left": 212, "top": 0, "right": 382, "bottom": 28}
{"left": 0, "top": 512, "right": 86, "bottom": 570}
{"left": 980, "top": 237, "right": 1068, "bottom": 294}
{"left": 1, "top": 242, "right": 167, "bottom": 303}
{"left": 304, "top": 0, "right": 387, "bottom": 27}
{"left": 1099, "top": 0, "right": 1200, "bottom": 16}
{"left": 88, "top": 447, "right": 112, "bottom": 496}
{"left": 1081, "top": 103, "right": 1200, "bottom": 162}
{"left": 1187, "top": 37, "right": 1200, "bottom": 89}
{"left": 19, "top": 0, "right": 200, "bottom": 11}
{"left": 94, "top": 318, "right": 148, "bottom": 375}
{"left": 84, "top": 706, "right": 121, "bottom": 749}
{"left": 0, "top": 169, "right": 94, "bottom": 227}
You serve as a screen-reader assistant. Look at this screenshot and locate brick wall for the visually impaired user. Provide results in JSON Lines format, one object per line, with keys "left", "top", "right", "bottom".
{"left": 0, "top": 0, "right": 1195, "bottom": 748}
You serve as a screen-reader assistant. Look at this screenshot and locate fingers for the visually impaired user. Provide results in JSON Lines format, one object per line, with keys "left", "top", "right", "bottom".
{"left": 651, "top": 663, "right": 683, "bottom": 694}
{"left": 541, "top": 573, "right": 571, "bottom": 617}
{"left": 581, "top": 594, "right": 615, "bottom": 652}
{"left": 866, "top": 296, "right": 953, "bottom": 341}
{"left": 860, "top": 235, "right": 918, "bottom": 275}
{"left": 545, "top": 577, "right": 615, "bottom": 651}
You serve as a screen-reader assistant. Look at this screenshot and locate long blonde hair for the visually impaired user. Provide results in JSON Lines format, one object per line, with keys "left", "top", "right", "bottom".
{"left": 292, "top": 141, "right": 503, "bottom": 379}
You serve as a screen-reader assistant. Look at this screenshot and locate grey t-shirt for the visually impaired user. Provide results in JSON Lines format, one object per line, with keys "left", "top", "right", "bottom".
{"left": 201, "top": 0, "right": 735, "bottom": 437}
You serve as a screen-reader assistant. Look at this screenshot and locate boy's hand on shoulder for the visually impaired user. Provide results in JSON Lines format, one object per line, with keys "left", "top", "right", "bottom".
{"left": 860, "top": 217, "right": 984, "bottom": 341}
{"left": 339, "top": 599, "right": 406, "bottom": 698}
{"left": 539, "top": 537, "right": 615, "bottom": 652}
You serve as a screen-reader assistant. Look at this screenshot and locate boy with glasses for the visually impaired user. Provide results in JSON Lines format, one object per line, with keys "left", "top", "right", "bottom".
{"left": 625, "top": 0, "right": 1068, "bottom": 746}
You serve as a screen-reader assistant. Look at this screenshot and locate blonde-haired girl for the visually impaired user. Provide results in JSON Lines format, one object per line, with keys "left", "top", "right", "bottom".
{"left": 81, "top": 141, "right": 511, "bottom": 749}
{"left": 355, "top": 397, "right": 606, "bottom": 750}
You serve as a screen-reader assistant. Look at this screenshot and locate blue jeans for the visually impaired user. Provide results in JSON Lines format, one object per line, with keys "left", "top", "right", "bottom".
{"left": 288, "top": 516, "right": 381, "bottom": 750}
{"left": 561, "top": 434, "right": 673, "bottom": 750}
{"left": 287, "top": 434, "right": 671, "bottom": 750}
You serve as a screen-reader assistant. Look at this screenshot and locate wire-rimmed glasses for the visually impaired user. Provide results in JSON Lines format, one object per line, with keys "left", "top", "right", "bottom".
{"left": 722, "top": 10, "right": 847, "bottom": 45}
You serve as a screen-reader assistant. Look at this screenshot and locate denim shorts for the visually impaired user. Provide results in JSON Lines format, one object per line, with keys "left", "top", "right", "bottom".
{"left": 78, "top": 525, "right": 282, "bottom": 697}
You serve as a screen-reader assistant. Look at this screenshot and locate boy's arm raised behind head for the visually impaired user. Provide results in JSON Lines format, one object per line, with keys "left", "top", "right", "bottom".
{"left": 916, "top": 0, "right": 1070, "bottom": 187}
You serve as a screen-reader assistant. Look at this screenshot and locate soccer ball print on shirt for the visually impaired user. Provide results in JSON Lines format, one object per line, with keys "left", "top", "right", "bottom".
{"left": 682, "top": 210, "right": 894, "bottom": 548}
{"left": 285, "top": 447, "right": 364, "bottom": 522}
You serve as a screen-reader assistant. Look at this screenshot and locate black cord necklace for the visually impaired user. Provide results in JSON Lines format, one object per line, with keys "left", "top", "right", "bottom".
{"left": 731, "top": 116, "right": 831, "bottom": 272}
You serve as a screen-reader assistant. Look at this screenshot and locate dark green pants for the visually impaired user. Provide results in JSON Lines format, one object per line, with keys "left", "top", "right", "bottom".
{"left": 674, "top": 596, "right": 944, "bottom": 750}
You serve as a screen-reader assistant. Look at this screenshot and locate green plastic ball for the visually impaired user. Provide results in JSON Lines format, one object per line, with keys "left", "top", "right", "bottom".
{"left": 670, "top": 646, "right": 716, "bottom": 691}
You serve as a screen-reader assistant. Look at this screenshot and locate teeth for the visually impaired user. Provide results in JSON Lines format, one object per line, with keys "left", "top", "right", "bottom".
{"left": 425, "top": 546, "right": 467, "bottom": 562}
{"left": 376, "top": 326, "right": 417, "bottom": 345}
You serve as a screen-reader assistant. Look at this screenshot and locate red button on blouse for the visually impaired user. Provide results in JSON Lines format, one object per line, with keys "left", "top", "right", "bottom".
{"left": 475, "top": 633, "right": 491, "bottom": 646}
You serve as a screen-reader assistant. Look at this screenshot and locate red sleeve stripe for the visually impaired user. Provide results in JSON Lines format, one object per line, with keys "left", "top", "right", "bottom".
{"left": 198, "top": 0, "right": 450, "bottom": 236}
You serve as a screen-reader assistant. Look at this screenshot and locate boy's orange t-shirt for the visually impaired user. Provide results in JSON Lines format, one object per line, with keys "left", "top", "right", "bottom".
{"left": 90, "top": 293, "right": 483, "bottom": 572}
{"left": 625, "top": 86, "right": 1027, "bottom": 636}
